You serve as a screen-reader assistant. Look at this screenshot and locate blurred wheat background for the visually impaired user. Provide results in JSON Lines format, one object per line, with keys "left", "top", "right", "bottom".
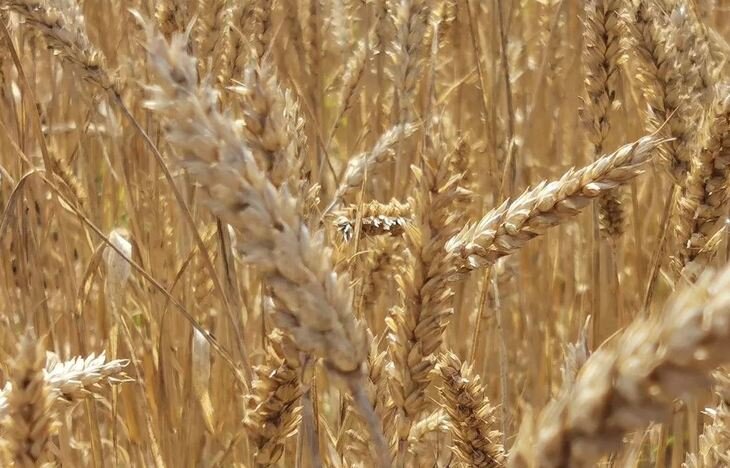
{"left": 0, "top": 0, "right": 729, "bottom": 466}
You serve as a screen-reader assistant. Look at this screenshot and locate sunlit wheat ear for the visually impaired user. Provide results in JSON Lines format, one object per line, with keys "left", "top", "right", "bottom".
{"left": 510, "top": 264, "right": 730, "bottom": 468}
{"left": 1, "top": 331, "right": 57, "bottom": 467}
{"left": 581, "top": 0, "right": 624, "bottom": 239}
{"left": 673, "top": 89, "right": 730, "bottom": 278}
{"left": 447, "top": 135, "right": 663, "bottom": 274}
{"left": 1, "top": 352, "right": 132, "bottom": 418}
{"left": 621, "top": 1, "right": 713, "bottom": 181}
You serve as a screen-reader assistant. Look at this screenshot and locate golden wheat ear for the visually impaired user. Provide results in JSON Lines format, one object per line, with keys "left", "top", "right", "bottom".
{"left": 437, "top": 351, "right": 506, "bottom": 467}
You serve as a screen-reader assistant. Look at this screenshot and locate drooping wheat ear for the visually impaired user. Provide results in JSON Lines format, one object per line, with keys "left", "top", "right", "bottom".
{"left": 330, "top": 123, "right": 418, "bottom": 207}
{"left": 685, "top": 372, "right": 730, "bottom": 467}
{"left": 228, "top": 60, "right": 306, "bottom": 189}
{"left": 386, "top": 119, "right": 473, "bottom": 457}
{"left": 338, "top": 331, "right": 389, "bottom": 465}
{"left": 243, "top": 332, "right": 302, "bottom": 467}
{"left": 0, "top": 352, "right": 131, "bottom": 418}
{"left": 335, "top": 199, "right": 411, "bottom": 242}
{"left": 437, "top": 352, "right": 506, "bottom": 467}
{"left": 509, "top": 264, "right": 730, "bottom": 468}
{"left": 4, "top": 0, "right": 115, "bottom": 90}
{"left": 582, "top": 0, "right": 624, "bottom": 239}
{"left": 447, "top": 136, "right": 663, "bottom": 274}
{"left": 389, "top": 0, "right": 429, "bottom": 123}
{"left": 195, "top": 0, "right": 231, "bottom": 80}
{"left": 673, "top": 89, "right": 730, "bottom": 278}
{"left": 621, "top": 1, "right": 712, "bottom": 181}
{"left": 142, "top": 22, "right": 375, "bottom": 421}
{"left": 0, "top": 332, "right": 57, "bottom": 467}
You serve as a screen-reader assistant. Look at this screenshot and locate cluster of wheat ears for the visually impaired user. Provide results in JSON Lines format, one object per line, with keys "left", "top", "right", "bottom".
{"left": 0, "top": 0, "right": 728, "bottom": 466}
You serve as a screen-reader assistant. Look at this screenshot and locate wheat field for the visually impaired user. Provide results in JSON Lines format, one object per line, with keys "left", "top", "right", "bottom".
{"left": 0, "top": 0, "right": 729, "bottom": 466}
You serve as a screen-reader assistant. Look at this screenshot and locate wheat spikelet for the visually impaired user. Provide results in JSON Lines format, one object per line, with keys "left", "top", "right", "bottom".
{"left": 447, "top": 136, "right": 662, "bottom": 273}
{"left": 437, "top": 352, "right": 506, "bottom": 467}
{"left": 243, "top": 332, "right": 302, "bottom": 467}
{"left": 582, "top": 0, "right": 624, "bottom": 238}
{"left": 0, "top": 332, "right": 56, "bottom": 467}
{"left": 510, "top": 264, "right": 730, "bottom": 467}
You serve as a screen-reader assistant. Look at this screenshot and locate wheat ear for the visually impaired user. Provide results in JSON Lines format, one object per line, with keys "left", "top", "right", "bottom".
{"left": 228, "top": 60, "right": 306, "bottom": 189}
{"left": 386, "top": 120, "right": 473, "bottom": 459}
{"left": 0, "top": 332, "right": 57, "bottom": 467}
{"left": 335, "top": 199, "right": 411, "bottom": 242}
{"left": 621, "top": 1, "right": 712, "bottom": 180}
{"left": 438, "top": 352, "right": 506, "bottom": 467}
{"left": 673, "top": 89, "right": 730, "bottom": 277}
{"left": 0, "top": 352, "right": 131, "bottom": 418}
{"left": 142, "top": 24, "right": 391, "bottom": 466}
{"left": 447, "top": 136, "right": 663, "bottom": 273}
{"left": 582, "top": 0, "right": 624, "bottom": 238}
{"left": 685, "top": 372, "right": 730, "bottom": 467}
{"left": 4, "top": 0, "right": 115, "bottom": 90}
{"left": 243, "top": 333, "right": 302, "bottom": 467}
{"left": 510, "top": 264, "right": 730, "bottom": 467}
